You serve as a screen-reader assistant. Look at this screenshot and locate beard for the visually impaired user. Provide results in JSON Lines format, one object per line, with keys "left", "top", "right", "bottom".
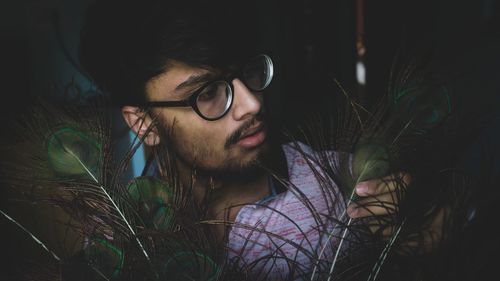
{"left": 154, "top": 112, "right": 273, "bottom": 181}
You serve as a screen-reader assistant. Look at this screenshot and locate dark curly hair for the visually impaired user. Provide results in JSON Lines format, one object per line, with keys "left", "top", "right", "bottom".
{"left": 79, "top": 0, "right": 259, "bottom": 106}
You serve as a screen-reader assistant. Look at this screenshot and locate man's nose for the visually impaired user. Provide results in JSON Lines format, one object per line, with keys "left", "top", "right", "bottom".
{"left": 230, "top": 78, "right": 262, "bottom": 120}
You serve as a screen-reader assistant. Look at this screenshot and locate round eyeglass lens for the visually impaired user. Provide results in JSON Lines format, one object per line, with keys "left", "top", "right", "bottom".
{"left": 242, "top": 54, "right": 274, "bottom": 91}
{"left": 196, "top": 81, "right": 232, "bottom": 119}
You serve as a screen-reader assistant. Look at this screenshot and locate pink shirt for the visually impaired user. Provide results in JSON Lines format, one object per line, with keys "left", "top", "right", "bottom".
{"left": 227, "top": 142, "right": 347, "bottom": 280}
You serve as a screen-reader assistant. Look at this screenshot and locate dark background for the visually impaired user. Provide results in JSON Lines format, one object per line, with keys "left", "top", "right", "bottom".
{"left": 1, "top": 0, "right": 499, "bottom": 132}
{"left": 1, "top": 0, "right": 499, "bottom": 278}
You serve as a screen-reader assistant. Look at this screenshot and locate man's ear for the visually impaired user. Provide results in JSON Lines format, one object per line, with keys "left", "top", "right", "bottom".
{"left": 121, "top": 106, "right": 160, "bottom": 146}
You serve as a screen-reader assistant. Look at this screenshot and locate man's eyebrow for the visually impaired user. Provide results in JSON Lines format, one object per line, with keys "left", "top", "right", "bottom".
{"left": 175, "top": 73, "right": 216, "bottom": 91}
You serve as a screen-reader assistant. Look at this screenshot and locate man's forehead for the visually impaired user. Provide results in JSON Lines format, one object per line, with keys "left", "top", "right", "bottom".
{"left": 145, "top": 60, "right": 216, "bottom": 99}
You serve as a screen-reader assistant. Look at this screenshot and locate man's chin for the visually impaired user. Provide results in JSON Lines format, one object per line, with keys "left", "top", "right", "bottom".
{"left": 238, "top": 138, "right": 270, "bottom": 165}
{"left": 201, "top": 142, "right": 270, "bottom": 179}
{"left": 195, "top": 162, "right": 260, "bottom": 181}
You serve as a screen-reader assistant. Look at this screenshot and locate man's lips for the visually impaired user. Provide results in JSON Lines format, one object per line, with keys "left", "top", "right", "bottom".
{"left": 236, "top": 123, "right": 267, "bottom": 148}
{"left": 239, "top": 123, "right": 264, "bottom": 139}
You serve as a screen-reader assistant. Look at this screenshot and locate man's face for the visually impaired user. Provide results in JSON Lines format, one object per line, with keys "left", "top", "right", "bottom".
{"left": 145, "top": 61, "right": 270, "bottom": 174}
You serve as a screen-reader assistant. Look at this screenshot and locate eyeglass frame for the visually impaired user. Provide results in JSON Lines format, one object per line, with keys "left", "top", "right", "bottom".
{"left": 139, "top": 54, "right": 273, "bottom": 121}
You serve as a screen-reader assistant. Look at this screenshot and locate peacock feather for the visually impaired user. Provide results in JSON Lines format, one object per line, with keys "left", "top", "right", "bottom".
{"left": 0, "top": 55, "right": 486, "bottom": 281}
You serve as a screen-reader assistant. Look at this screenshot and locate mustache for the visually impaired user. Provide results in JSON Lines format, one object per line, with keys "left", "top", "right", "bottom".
{"left": 224, "top": 114, "right": 264, "bottom": 149}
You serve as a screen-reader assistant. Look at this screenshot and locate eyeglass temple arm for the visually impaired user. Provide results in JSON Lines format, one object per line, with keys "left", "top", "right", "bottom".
{"left": 140, "top": 100, "right": 191, "bottom": 107}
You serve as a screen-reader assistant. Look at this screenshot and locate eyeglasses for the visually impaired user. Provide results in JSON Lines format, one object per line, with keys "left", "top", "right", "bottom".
{"left": 142, "top": 54, "right": 274, "bottom": 121}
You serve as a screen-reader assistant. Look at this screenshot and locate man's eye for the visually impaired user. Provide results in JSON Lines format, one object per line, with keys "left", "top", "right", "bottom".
{"left": 197, "top": 85, "right": 219, "bottom": 101}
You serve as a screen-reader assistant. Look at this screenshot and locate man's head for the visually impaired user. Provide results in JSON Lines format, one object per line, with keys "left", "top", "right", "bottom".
{"left": 79, "top": 0, "right": 272, "bottom": 174}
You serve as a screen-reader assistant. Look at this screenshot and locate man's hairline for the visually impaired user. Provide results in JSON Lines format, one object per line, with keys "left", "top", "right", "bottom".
{"left": 144, "top": 59, "right": 217, "bottom": 101}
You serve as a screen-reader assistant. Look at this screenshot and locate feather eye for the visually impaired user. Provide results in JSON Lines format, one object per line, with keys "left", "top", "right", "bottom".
{"left": 162, "top": 249, "right": 220, "bottom": 280}
{"left": 352, "top": 142, "right": 391, "bottom": 183}
{"left": 84, "top": 237, "right": 125, "bottom": 278}
{"left": 126, "top": 176, "right": 174, "bottom": 230}
{"left": 46, "top": 127, "right": 102, "bottom": 179}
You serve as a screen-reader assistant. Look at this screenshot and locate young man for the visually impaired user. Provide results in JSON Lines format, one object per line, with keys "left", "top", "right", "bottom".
{"left": 79, "top": 0, "right": 406, "bottom": 279}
